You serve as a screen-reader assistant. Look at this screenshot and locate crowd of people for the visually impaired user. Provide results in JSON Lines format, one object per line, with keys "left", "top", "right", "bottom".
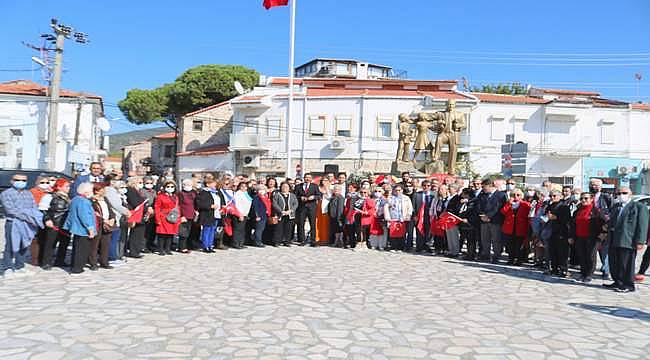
{"left": 2, "top": 163, "right": 649, "bottom": 292}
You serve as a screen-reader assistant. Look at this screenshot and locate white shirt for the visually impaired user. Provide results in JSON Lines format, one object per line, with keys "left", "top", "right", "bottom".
{"left": 98, "top": 199, "right": 110, "bottom": 220}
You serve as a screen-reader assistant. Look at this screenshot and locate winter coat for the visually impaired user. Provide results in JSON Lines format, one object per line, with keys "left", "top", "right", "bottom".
{"left": 154, "top": 192, "right": 180, "bottom": 235}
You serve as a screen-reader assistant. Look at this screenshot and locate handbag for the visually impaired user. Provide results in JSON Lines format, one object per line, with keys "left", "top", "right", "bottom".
{"left": 165, "top": 197, "right": 180, "bottom": 224}
{"left": 388, "top": 221, "right": 407, "bottom": 238}
{"left": 269, "top": 215, "right": 279, "bottom": 225}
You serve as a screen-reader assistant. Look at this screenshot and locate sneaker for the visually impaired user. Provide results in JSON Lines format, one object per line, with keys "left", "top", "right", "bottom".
{"left": 634, "top": 274, "right": 645, "bottom": 282}
{"left": 614, "top": 287, "right": 634, "bottom": 293}
{"left": 602, "top": 282, "right": 618, "bottom": 288}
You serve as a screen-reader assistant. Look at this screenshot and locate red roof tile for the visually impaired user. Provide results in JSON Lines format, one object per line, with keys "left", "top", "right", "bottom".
{"left": 176, "top": 144, "right": 230, "bottom": 157}
{"left": 472, "top": 93, "right": 551, "bottom": 104}
{"left": 631, "top": 103, "right": 650, "bottom": 111}
{"left": 151, "top": 132, "right": 176, "bottom": 140}
{"left": 0, "top": 80, "right": 102, "bottom": 100}
{"left": 535, "top": 88, "right": 601, "bottom": 97}
{"left": 183, "top": 100, "right": 230, "bottom": 117}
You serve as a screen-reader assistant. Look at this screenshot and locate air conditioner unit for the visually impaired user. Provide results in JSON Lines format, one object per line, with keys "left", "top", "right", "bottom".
{"left": 617, "top": 165, "right": 629, "bottom": 175}
{"left": 242, "top": 154, "right": 260, "bottom": 168}
{"left": 329, "top": 138, "right": 345, "bottom": 150}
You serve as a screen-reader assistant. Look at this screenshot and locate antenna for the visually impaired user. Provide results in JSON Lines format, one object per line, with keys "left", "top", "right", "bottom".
{"left": 234, "top": 81, "right": 246, "bottom": 95}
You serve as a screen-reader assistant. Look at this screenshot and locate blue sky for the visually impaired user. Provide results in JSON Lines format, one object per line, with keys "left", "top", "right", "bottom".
{"left": 1, "top": 0, "right": 649, "bottom": 134}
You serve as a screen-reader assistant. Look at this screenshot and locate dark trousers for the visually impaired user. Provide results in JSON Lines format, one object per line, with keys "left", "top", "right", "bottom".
{"left": 232, "top": 216, "right": 247, "bottom": 248}
{"left": 128, "top": 223, "right": 146, "bottom": 256}
{"left": 610, "top": 247, "right": 637, "bottom": 290}
{"left": 42, "top": 228, "right": 69, "bottom": 267}
{"left": 178, "top": 221, "right": 193, "bottom": 250}
{"left": 296, "top": 207, "right": 316, "bottom": 245}
{"left": 118, "top": 222, "right": 128, "bottom": 259}
{"left": 415, "top": 222, "right": 431, "bottom": 252}
{"left": 461, "top": 227, "right": 478, "bottom": 259}
{"left": 72, "top": 235, "right": 90, "bottom": 273}
{"left": 504, "top": 234, "right": 524, "bottom": 263}
{"left": 158, "top": 234, "right": 173, "bottom": 253}
{"left": 145, "top": 218, "right": 157, "bottom": 251}
{"left": 405, "top": 220, "right": 414, "bottom": 250}
{"left": 575, "top": 236, "right": 598, "bottom": 278}
{"left": 549, "top": 234, "right": 569, "bottom": 273}
{"left": 639, "top": 246, "right": 650, "bottom": 275}
{"left": 274, "top": 216, "right": 294, "bottom": 245}
{"left": 89, "top": 232, "right": 111, "bottom": 267}
{"left": 254, "top": 218, "right": 267, "bottom": 246}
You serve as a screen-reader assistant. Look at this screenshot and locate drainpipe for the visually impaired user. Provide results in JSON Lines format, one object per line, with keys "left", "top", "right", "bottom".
{"left": 300, "top": 96, "right": 307, "bottom": 172}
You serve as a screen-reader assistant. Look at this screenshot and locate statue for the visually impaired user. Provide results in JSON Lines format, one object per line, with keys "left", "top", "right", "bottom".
{"left": 430, "top": 99, "right": 466, "bottom": 175}
{"left": 396, "top": 113, "right": 414, "bottom": 162}
{"left": 412, "top": 112, "right": 433, "bottom": 162}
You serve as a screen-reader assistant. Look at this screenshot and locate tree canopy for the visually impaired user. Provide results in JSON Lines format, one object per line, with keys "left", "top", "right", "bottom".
{"left": 470, "top": 83, "right": 528, "bottom": 95}
{"left": 118, "top": 65, "right": 259, "bottom": 129}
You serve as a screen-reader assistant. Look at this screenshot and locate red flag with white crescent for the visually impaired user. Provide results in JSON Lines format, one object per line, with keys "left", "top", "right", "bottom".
{"left": 263, "top": 0, "right": 288, "bottom": 9}
{"left": 415, "top": 203, "right": 425, "bottom": 235}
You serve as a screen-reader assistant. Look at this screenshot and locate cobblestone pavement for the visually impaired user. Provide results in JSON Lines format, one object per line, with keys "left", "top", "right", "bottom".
{"left": 1, "top": 225, "right": 649, "bottom": 359}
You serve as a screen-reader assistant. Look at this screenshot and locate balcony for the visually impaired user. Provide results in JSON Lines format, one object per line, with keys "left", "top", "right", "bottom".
{"left": 229, "top": 133, "right": 269, "bottom": 152}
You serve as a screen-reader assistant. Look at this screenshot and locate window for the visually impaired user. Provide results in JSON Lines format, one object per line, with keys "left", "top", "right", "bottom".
{"left": 549, "top": 176, "right": 574, "bottom": 186}
{"left": 309, "top": 115, "right": 326, "bottom": 138}
{"left": 163, "top": 145, "right": 174, "bottom": 158}
{"left": 490, "top": 117, "right": 505, "bottom": 141}
{"left": 243, "top": 116, "right": 258, "bottom": 134}
{"left": 0, "top": 143, "right": 7, "bottom": 157}
{"left": 266, "top": 116, "right": 281, "bottom": 139}
{"left": 192, "top": 120, "right": 203, "bottom": 131}
{"left": 600, "top": 120, "right": 615, "bottom": 144}
{"left": 377, "top": 115, "right": 393, "bottom": 138}
{"left": 335, "top": 115, "right": 352, "bottom": 137}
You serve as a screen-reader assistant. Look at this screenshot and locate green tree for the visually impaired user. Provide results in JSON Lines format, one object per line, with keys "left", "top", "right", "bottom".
{"left": 470, "top": 82, "right": 528, "bottom": 95}
{"left": 118, "top": 65, "right": 259, "bottom": 129}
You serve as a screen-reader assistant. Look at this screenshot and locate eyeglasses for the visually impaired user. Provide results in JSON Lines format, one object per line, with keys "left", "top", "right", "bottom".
{"left": 551, "top": 194, "right": 560, "bottom": 198}
{"left": 617, "top": 192, "right": 630, "bottom": 195}
{"left": 514, "top": 194, "right": 523, "bottom": 197}
{"left": 580, "top": 197, "right": 590, "bottom": 200}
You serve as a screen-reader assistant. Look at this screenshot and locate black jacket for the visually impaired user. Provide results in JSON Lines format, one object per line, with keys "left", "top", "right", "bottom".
{"left": 294, "top": 183, "right": 321, "bottom": 211}
{"left": 328, "top": 194, "right": 345, "bottom": 221}
{"left": 547, "top": 201, "right": 571, "bottom": 239}
{"left": 457, "top": 198, "right": 481, "bottom": 229}
{"left": 125, "top": 187, "right": 147, "bottom": 225}
{"left": 412, "top": 191, "right": 435, "bottom": 219}
{"left": 195, "top": 189, "right": 218, "bottom": 226}
{"left": 44, "top": 192, "right": 70, "bottom": 228}
{"left": 478, "top": 190, "right": 508, "bottom": 224}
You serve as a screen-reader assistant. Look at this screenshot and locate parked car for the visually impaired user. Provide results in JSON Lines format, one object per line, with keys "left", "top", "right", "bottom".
{"left": 0, "top": 169, "right": 73, "bottom": 217}
{"left": 632, "top": 194, "right": 650, "bottom": 210}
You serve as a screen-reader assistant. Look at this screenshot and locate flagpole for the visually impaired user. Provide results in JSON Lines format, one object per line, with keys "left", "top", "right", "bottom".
{"left": 285, "top": 0, "right": 296, "bottom": 179}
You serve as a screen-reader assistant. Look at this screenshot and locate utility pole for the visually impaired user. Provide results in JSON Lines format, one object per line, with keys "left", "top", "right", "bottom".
{"left": 42, "top": 18, "right": 88, "bottom": 171}
{"left": 70, "top": 96, "right": 85, "bottom": 171}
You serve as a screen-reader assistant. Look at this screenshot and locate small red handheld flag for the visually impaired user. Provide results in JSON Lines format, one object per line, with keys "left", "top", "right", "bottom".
{"left": 128, "top": 201, "right": 146, "bottom": 224}
{"left": 263, "top": 0, "right": 288, "bottom": 9}
{"left": 431, "top": 211, "right": 462, "bottom": 236}
{"left": 415, "top": 203, "right": 426, "bottom": 236}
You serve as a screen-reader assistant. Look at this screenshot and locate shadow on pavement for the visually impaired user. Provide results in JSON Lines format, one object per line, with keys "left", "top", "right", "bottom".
{"left": 568, "top": 303, "right": 650, "bottom": 322}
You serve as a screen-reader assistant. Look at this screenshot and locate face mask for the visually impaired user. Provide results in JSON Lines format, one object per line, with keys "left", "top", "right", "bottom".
{"left": 38, "top": 183, "right": 50, "bottom": 190}
{"left": 119, "top": 188, "right": 128, "bottom": 195}
{"left": 165, "top": 187, "right": 175, "bottom": 194}
{"left": 619, "top": 194, "right": 630, "bottom": 203}
{"left": 258, "top": 190, "right": 267, "bottom": 196}
{"left": 406, "top": 187, "right": 414, "bottom": 192}
{"left": 506, "top": 184, "right": 515, "bottom": 191}
{"left": 196, "top": 182, "right": 203, "bottom": 188}
{"left": 13, "top": 180, "right": 27, "bottom": 190}
{"left": 49, "top": 181, "right": 56, "bottom": 187}
{"left": 144, "top": 183, "right": 154, "bottom": 190}
{"left": 527, "top": 190, "right": 535, "bottom": 197}
{"left": 460, "top": 198, "right": 468, "bottom": 204}
{"left": 374, "top": 191, "right": 383, "bottom": 198}
{"left": 183, "top": 185, "right": 193, "bottom": 192}
{"left": 136, "top": 183, "right": 144, "bottom": 190}
{"left": 571, "top": 194, "right": 579, "bottom": 201}
{"left": 498, "top": 184, "right": 507, "bottom": 191}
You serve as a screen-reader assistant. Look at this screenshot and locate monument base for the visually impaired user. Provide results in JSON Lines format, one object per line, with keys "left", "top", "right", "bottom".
{"left": 425, "top": 160, "right": 445, "bottom": 175}
{"left": 391, "top": 160, "right": 426, "bottom": 176}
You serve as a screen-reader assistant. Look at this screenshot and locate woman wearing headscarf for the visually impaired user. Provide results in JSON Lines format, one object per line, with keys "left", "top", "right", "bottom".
{"left": 30, "top": 175, "right": 52, "bottom": 266}
{"left": 232, "top": 182, "right": 253, "bottom": 249}
{"left": 42, "top": 179, "right": 71, "bottom": 270}
{"left": 90, "top": 183, "right": 115, "bottom": 269}
{"left": 63, "top": 182, "right": 96, "bottom": 274}
{"left": 328, "top": 185, "right": 346, "bottom": 248}
{"left": 154, "top": 180, "right": 181, "bottom": 255}
{"left": 125, "top": 176, "right": 146, "bottom": 258}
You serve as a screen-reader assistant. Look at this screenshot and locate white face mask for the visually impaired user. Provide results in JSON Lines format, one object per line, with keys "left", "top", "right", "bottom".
{"left": 38, "top": 183, "right": 50, "bottom": 190}
{"left": 498, "top": 184, "right": 507, "bottom": 191}
{"left": 619, "top": 194, "right": 630, "bottom": 203}
{"left": 136, "top": 183, "right": 144, "bottom": 190}
{"left": 144, "top": 183, "right": 154, "bottom": 190}
{"left": 182, "top": 185, "right": 193, "bottom": 192}
{"left": 527, "top": 190, "right": 535, "bottom": 197}
{"left": 506, "top": 184, "right": 515, "bottom": 191}
{"left": 374, "top": 191, "right": 383, "bottom": 198}
{"left": 165, "top": 187, "right": 175, "bottom": 194}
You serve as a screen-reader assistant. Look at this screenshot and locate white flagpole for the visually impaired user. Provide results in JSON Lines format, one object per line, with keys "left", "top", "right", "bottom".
{"left": 285, "top": 0, "right": 296, "bottom": 179}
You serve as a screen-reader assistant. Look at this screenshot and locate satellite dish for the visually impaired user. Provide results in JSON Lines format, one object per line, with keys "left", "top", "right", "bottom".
{"left": 97, "top": 117, "right": 111, "bottom": 132}
{"left": 234, "top": 81, "right": 246, "bottom": 95}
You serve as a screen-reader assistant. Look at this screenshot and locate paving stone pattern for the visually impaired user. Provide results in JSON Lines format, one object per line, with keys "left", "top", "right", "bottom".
{"left": 1, "top": 225, "right": 649, "bottom": 359}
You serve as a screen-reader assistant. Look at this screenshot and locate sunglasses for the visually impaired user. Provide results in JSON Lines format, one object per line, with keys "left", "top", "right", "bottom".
{"left": 580, "top": 197, "right": 590, "bottom": 200}
{"left": 617, "top": 192, "right": 630, "bottom": 195}
{"left": 514, "top": 194, "right": 523, "bottom": 197}
{"left": 39, "top": 181, "right": 49, "bottom": 184}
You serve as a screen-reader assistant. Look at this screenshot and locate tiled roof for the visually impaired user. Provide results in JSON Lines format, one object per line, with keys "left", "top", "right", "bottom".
{"left": 306, "top": 88, "right": 470, "bottom": 99}
{"left": 591, "top": 98, "right": 629, "bottom": 108}
{"left": 472, "top": 92, "right": 552, "bottom": 104}
{"left": 151, "top": 132, "right": 176, "bottom": 140}
{"left": 534, "top": 87, "right": 601, "bottom": 97}
{"left": 183, "top": 100, "right": 230, "bottom": 117}
{"left": 176, "top": 144, "right": 230, "bottom": 157}
{"left": 0, "top": 80, "right": 102, "bottom": 100}
{"left": 631, "top": 103, "right": 650, "bottom": 111}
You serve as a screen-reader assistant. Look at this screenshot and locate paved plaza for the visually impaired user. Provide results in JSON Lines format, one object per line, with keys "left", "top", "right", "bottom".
{"left": 1, "top": 229, "right": 649, "bottom": 360}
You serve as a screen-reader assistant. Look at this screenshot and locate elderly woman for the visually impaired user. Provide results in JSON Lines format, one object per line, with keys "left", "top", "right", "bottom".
{"left": 272, "top": 182, "right": 298, "bottom": 247}
{"left": 90, "top": 183, "right": 115, "bottom": 269}
{"left": 154, "top": 180, "right": 180, "bottom": 255}
{"left": 232, "top": 182, "right": 252, "bottom": 249}
{"left": 178, "top": 179, "right": 198, "bottom": 253}
{"left": 328, "top": 185, "right": 346, "bottom": 247}
{"left": 63, "top": 182, "right": 96, "bottom": 274}
{"left": 195, "top": 178, "right": 221, "bottom": 253}
{"left": 315, "top": 178, "right": 332, "bottom": 245}
{"left": 543, "top": 190, "right": 571, "bottom": 277}
{"left": 368, "top": 185, "right": 387, "bottom": 250}
{"left": 430, "top": 184, "right": 451, "bottom": 254}
{"left": 384, "top": 185, "right": 413, "bottom": 251}
{"left": 104, "top": 178, "right": 131, "bottom": 262}
{"left": 251, "top": 185, "right": 271, "bottom": 247}
{"left": 125, "top": 176, "right": 146, "bottom": 258}
{"left": 42, "top": 179, "right": 71, "bottom": 270}
{"left": 500, "top": 188, "right": 531, "bottom": 265}
{"left": 141, "top": 176, "right": 158, "bottom": 253}
{"left": 569, "top": 192, "right": 605, "bottom": 282}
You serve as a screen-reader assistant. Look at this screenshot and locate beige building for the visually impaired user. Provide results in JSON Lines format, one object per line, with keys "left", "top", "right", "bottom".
{"left": 122, "top": 131, "right": 177, "bottom": 175}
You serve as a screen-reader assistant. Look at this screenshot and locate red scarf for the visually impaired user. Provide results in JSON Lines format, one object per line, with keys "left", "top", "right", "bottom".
{"left": 261, "top": 194, "right": 272, "bottom": 216}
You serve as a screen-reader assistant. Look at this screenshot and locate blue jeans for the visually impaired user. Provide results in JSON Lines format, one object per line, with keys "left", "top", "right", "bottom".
{"left": 3, "top": 221, "right": 27, "bottom": 271}
{"left": 254, "top": 218, "right": 267, "bottom": 246}
{"left": 201, "top": 225, "right": 216, "bottom": 249}
{"left": 599, "top": 238, "right": 610, "bottom": 275}
{"left": 109, "top": 228, "right": 121, "bottom": 261}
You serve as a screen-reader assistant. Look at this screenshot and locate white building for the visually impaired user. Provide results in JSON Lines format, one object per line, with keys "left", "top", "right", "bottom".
{"left": 0, "top": 80, "right": 106, "bottom": 173}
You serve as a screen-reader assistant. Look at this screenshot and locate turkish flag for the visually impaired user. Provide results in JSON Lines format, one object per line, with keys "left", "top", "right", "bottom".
{"left": 128, "top": 201, "right": 146, "bottom": 224}
{"left": 263, "top": 0, "right": 288, "bottom": 9}
{"left": 415, "top": 203, "right": 426, "bottom": 236}
{"left": 431, "top": 211, "right": 462, "bottom": 236}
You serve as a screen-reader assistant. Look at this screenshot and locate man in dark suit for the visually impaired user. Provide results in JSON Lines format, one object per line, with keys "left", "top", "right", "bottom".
{"left": 294, "top": 173, "right": 321, "bottom": 246}
{"left": 603, "top": 187, "right": 648, "bottom": 292}
{"left": 589, "top": 178, "right": 613, "bottom": 279}
{"left": 413, "top": 180, "right": 435, "bottom": 253}
{"left": 478, "top": 179, "right": 508, "bottom": 263}
{"left": 71, "top": 162, "right": 104, "bottom": 197}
